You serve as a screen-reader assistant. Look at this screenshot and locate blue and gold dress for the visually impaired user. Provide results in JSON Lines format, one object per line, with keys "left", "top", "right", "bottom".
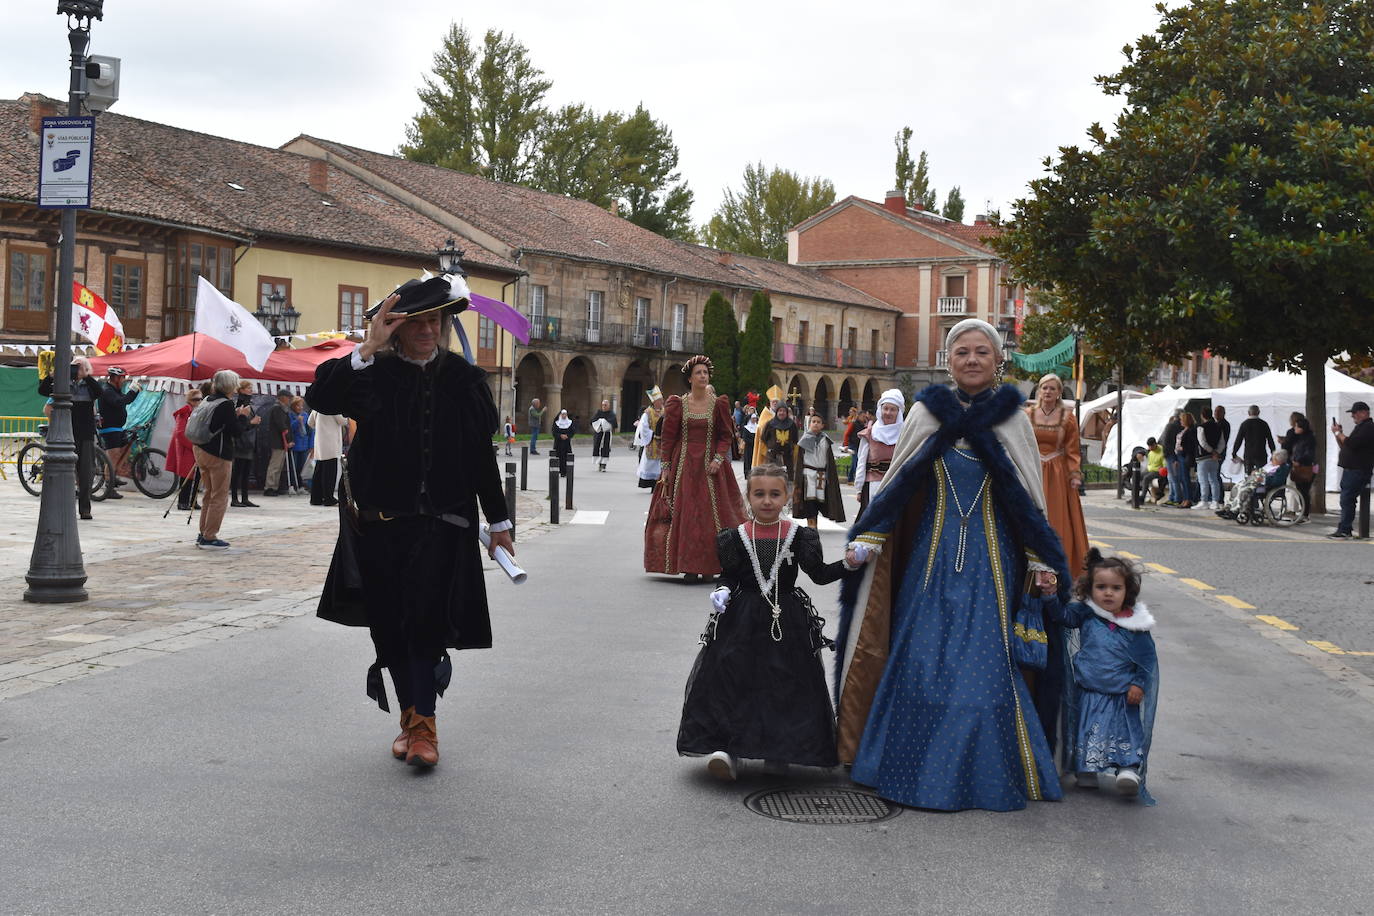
{"left": 850, "top": 449, "right": 1061, "bottom": 810}
{"left": 835, "top": 383, "right": 1073, "bottom": 812}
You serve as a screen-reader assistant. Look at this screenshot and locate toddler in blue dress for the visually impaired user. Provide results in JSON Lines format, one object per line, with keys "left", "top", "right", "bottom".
{"left": 1045, "top": 548, "right": 1159, "bottom": 804}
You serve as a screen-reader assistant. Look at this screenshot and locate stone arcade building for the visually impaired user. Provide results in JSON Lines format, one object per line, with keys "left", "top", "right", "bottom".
{"left": 284, "top": 136, "right": 903, "bottom": 430}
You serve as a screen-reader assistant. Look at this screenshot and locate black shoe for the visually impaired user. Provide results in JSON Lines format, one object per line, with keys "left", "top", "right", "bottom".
{"left": 261, "top": 489, "right": 279, "bottom": 497}
{"left": 112, "top": 477, "right": 128, "bottom": 487}
{"left": 322, "top": 498, "right": 339, "bottom": 507}
{"left": 1327, "top": 531, "right": 1353, "bottom": 539}
{"left": 178, "top": 503, "right": 193, "bottom": 511}
{"left": 104, "top": 490, "right": 124, "bottom": 499}
{"left": 80, "top": 513, "right": 93, "bottom": 520}
{"left": 242, "top": 500, "right": 260, "bottom": 508}
{"left": 230, "top": 500, "right": 244, "bottom": 508}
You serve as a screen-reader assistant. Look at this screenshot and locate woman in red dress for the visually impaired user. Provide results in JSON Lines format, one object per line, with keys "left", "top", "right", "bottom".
{"left": 167, "top": 387, "right": 201, "bottom": 511}
{"left": 644, "top": 355, "right": 745, "bottom": 579}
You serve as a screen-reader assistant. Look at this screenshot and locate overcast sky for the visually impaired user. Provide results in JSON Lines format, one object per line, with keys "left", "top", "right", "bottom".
{"left": 4, "top": 0, "right": 1171, "bottom": 228}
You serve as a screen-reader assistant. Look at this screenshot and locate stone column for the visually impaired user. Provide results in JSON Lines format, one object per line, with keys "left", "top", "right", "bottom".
{"left": 544, "top": 383, "right": 564, "bottom": 426}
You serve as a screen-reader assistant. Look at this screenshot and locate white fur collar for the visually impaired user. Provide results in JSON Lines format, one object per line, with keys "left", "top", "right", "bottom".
{"left": 1086, "top": 598, "right": 1155, "bottom": 631}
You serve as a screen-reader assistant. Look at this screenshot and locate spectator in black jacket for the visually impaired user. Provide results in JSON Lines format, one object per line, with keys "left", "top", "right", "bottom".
{"left": 230, "top": 380, "right": 262, "bottom": 507}
{"left": 97, "top": 367, "right": 140, "bottom": 496}
{"left": 1280, "top": 413, "right": 1317, "bottom": 521}
{"left": 1160, "top": 410, "right": 1185, "bottom": 504}
{"left": 1328, "top": 402, "right": 1374, "bottom": 539}
{"left": 1232, "top": 405, "right": 1275, "bottom": 473}
{"left": 1177, "top": 411, "right": 1198, "bottom": 508}
{"left": 37, "top": 356, "right": 105, "bottom": 519}
{"left": 262, "top": 390, "right": 292, "bottom": 496}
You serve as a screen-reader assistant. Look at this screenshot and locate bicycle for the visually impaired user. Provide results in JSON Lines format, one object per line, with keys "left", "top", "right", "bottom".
{"left": 16, "top": 426, "right": 114, "bottom": 500}
{"left": 124, "top": 421, "right": 178, "bottom": 499}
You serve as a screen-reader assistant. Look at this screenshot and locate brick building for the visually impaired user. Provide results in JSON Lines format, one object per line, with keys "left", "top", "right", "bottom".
{"left": 788, "top": 191, "right": 1026, "bottom": 387}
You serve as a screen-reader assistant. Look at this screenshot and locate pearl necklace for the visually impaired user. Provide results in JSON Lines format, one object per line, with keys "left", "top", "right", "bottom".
{"left": 741, "top": 520, "right": 798, "bottom": 642}
{"left": 938, "top": 456, "right": 989, "bottom": 573}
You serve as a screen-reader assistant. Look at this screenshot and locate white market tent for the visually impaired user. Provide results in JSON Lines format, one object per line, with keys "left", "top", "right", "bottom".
{"left": 1100, "top": 386, "right": 1211, "bottom": 472}
{"left": 1076, "top": 389, "right": 1150, "bottom": 463}
{"left": 1210, "top": 363, "right": 1374, "bottom": 493}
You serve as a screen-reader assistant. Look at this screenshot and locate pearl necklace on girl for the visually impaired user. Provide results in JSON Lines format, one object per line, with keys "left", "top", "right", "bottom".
{"left": 740, "top": 520, "right": 799, "bottom": 642}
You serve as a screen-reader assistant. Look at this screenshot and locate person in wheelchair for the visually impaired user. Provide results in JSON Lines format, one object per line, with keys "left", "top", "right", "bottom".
{"left": 1221, "top": 449, "right": 1289, "bottom": 520}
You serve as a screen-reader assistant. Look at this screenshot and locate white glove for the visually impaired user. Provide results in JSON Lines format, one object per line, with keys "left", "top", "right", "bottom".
{"left": 844, "top": 544, "right": 872, "bottom": 570}
{"left": 711, "top": 586, "right": 730, "bottom": 613}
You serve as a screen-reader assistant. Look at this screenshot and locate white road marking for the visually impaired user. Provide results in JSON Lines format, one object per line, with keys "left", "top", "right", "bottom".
{"left": 570, "top": 511, "right": 610, "bottom": 525}
{"left": 44, "top": 633, "right": 114, "bottom": 644}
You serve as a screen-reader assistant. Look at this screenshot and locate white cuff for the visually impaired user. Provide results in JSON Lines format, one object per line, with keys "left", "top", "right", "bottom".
{"left": 350, "top": 349, "right": 375, "bottom": 370}
{"left": 488, "top": 519, "right": 513, "bottom": 533}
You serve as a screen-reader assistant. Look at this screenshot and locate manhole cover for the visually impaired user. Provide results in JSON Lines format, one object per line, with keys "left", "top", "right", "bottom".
{"left": 744, "top": 786, "right": 899, "bottom": 825}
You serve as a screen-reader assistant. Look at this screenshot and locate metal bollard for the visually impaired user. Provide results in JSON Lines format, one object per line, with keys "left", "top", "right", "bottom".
{"left": 564, "top": 451, "right": 575, "bottom": 511}
{"left": 1359, "top": 485, "right": 1371, "bottom": 539}
{"left": 505, "top": 465, "right": 517, "bottom": 539}
{"left": 548, "top": 457, "right": 560, "bottom": 525}
{"left": 520, "top": 446, "right": 528, "bottom": 491}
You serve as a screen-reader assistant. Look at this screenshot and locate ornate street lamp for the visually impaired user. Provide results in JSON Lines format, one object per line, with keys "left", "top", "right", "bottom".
{"left": 254, "top": 289, "right": 290, "bottom": 336}
{"left": 437, "top": 237, "right": 465, "bottom": 275}
{"left": 278, "top": 292, "right": 300, "bottom": 336}
{"left": 26, "top": 0, "right": 106, "bottom": 602}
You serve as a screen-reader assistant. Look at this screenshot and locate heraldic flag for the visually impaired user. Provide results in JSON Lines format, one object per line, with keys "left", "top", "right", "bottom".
{"left": 72, "top": 282, "right": 125, "bottom": 355}
{"left": 193, "top": 275, "right": 275, "bottom": 371}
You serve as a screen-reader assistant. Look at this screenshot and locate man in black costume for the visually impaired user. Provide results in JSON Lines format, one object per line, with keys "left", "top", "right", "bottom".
{"left": 306, "top": 274, "right": 514, "bottom": 768}
{"left": 37, "top": 356, "right": 106, "bottom": 519}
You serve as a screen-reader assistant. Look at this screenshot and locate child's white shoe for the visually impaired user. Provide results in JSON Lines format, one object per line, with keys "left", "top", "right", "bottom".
{"left": 706, "top": 751, "right": 737, "bottom": 782}
{"left": 1115, "top": 766, "right": 1141, "bottom": 796}
{"left": 1075, "top": 771, "right": 1099, "bottom": 789}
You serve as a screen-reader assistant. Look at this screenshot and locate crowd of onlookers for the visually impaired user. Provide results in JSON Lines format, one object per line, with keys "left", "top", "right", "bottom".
{"left": 1137, "top": 400, "right": 1374, "bottom": 537}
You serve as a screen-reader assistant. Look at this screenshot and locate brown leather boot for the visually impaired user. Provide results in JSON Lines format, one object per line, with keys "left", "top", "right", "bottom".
{"left": 391, "top": 706, "right": 415, "bottom": 760}
{"left": 405, "top": 714, "right": 439, "bottom": 767}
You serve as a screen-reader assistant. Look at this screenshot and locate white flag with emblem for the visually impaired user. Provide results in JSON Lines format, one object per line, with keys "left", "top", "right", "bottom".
{"left": 193, "top": 275, "right": 274, "bottom": 371}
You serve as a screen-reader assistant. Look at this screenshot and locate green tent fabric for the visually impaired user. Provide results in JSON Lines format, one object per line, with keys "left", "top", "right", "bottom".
{"left": 1011, "top": 333, "right": 1076, "bottom": 375}
{"left": 124, "top": 390, "right": 165, "bottom": 446}
{"left": 0, "top": 367, "right": 46, "bottom": 419}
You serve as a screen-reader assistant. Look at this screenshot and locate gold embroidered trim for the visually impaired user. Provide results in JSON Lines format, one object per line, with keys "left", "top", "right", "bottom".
{"left": 985, "top": 494, "right": 1041, "bottom": 802}
{"left": 923, "top": 460, "right": 949, "bottom": 591}
{"left": 1014, "top": 623, "right": 1048, "bottom": 644}
{"left": 853, "top": 532, "right": 889, "bottom": 546}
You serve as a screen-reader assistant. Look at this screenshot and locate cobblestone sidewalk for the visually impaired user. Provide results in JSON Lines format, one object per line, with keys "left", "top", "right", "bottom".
{"left": 0, "top": 480, "right": 551, "bottom": 700}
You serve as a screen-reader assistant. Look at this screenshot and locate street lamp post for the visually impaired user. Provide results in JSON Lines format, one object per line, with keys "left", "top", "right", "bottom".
{"left": 25, "top": 0, "right": 105, "bottom": 603}
{"left": 253, "top": 289, "right": 298, "bottom": 339}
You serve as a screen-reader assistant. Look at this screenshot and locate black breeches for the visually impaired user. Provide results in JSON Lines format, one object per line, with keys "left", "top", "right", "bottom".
{"left": 231, "top": 457, "right": 252, "bottom": 501}
{"left": 310, "top": 458, "right": 338, "bottom": 504}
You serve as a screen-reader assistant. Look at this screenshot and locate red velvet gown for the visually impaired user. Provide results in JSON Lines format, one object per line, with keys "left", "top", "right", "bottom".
{"left": 644, "top": 394, "right": 745, "bottom": 575}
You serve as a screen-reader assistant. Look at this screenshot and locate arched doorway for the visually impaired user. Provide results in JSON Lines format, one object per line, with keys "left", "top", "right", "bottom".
{"left": 839, "top": 377, "right": 858, "bottom": 417}
{"left": 620, "top": 359, "right": 656, "bottom": 431}
{"left": 562, "top": 357, "right": 598, "bottom": 427}
{"left": 514, "top": 352, "right": 551, "bottom": 422}
{"left": 814, "top": 376, "right": 833, "bottom": 428}
{"left": 862, "top": 379, "right": 879, "bottom": 411}
{"left": 661, "top": 361, "right": 687, "bottom": 399}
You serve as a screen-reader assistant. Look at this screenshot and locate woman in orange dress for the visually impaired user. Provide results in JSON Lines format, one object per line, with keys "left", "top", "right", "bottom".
{"left": 1026, "top": 373, "right": 1089, "bottom": 579}
{"left": 644, "top": 355, "right": 745, "bottom": 579}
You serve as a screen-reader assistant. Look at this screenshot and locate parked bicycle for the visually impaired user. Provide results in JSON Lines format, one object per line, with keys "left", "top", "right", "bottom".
{"left": 124, "top": 420, "right": 178, "bottom": 499}
{"left": 16, "top": 425, "right": 113, "bottom": 500}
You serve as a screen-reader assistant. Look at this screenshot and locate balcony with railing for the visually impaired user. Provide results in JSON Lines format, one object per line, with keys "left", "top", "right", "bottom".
{"left": 937, "top": 296, "right": 968, "bottom": 315}
{"left": 564, "top": 319, "right": 628, "bottom": 346}
{"left": 935, "top": 349, "right": 949, "bottom": 368}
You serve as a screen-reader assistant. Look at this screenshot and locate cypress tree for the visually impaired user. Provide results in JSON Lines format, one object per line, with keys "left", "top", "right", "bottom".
{"left": 701, "top": 291, "right": 739, "bottom": 400}
{"left": 737, "top": 291, "right": 774, "bottom": 397}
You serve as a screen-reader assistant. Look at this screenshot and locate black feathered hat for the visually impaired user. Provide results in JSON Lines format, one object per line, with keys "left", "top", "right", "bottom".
{"left": 364, "top": 275, "right": 470, "bottom": 321}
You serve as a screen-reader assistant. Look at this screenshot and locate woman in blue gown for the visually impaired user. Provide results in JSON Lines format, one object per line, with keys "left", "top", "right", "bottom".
{"left": 836, "top": 319, "right": 1073, "bottom": 811}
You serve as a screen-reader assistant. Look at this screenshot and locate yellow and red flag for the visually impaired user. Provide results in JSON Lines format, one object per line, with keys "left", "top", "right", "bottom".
{"left": 72, "top": 281, "right": 124, "bottom": 354}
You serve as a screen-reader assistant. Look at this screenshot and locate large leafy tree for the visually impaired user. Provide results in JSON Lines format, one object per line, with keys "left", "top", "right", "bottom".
{"left": 701, "top": 292, "right": 740, "bottom": 400}
{"left": 612, "top": 105, "right": 695, "bottom": 239}
{"left": 528, "top": 104, "right": 620, "bottom": 207}
{"left": 737, "top": 291, "right": 775, "bottom": 397}
{"left": 942, "top": 186, "right": 966, "bottom": 223}
{"left": 402, "top": 24, "right": 551, "bottom": 182}
{"left": 701, "top": 163, "right": 836, "bottom": 260}
{"left": 995, "top": 0, "right": 1374, "bottom": 511}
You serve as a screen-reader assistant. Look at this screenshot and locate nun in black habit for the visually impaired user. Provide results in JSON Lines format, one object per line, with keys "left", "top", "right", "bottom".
{"left": 553, "top": 409, "right": 576, "bottom": 475}
{"left": 306, "top": 275, "right": 514, "bottom": 769}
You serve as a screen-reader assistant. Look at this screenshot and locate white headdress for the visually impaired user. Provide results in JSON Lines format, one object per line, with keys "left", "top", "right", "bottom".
{"left": 872, "top": 388, "right": 907, "bottom": 446}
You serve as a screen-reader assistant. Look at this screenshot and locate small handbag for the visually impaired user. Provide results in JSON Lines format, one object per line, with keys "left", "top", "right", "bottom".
{"left": 1013, "top": 584, "right": 1050, "bottom": 671}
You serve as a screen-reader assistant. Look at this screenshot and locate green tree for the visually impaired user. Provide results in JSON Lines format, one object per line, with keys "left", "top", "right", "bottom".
{"left": 701, "top": 292, "right": 740, "bottom": 400}
{"left": 893, "top": 127, "right": 938, "bottom": 210}
{"left": 942, "top": 186, "right": 966, "bottom": 223}
{"left": 612, "top": 105, "right": 695, "bottom": 239}
{"left": 737, "top": 291, "right": 775, "bottom": 396}
{"left": 701, "top": 163, "right": 836, "bottom": 260}
{"left": 402, "top": 24, "right": 551, "bottom": 182}
{"left": 528, "top": 104, "right": 619, "bottom": 207}
{"left": 995, "top": 0, "right": 1374, "bottom": 512}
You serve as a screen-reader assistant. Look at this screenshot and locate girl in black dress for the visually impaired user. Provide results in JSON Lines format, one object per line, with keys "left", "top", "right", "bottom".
{"left": 677, "top": 464, "right": 866, "bottom": 781}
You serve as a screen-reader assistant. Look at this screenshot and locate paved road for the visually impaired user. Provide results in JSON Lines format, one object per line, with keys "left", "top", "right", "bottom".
{"left": 2, "top": 447, "right": 1373, "bottom": 914}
